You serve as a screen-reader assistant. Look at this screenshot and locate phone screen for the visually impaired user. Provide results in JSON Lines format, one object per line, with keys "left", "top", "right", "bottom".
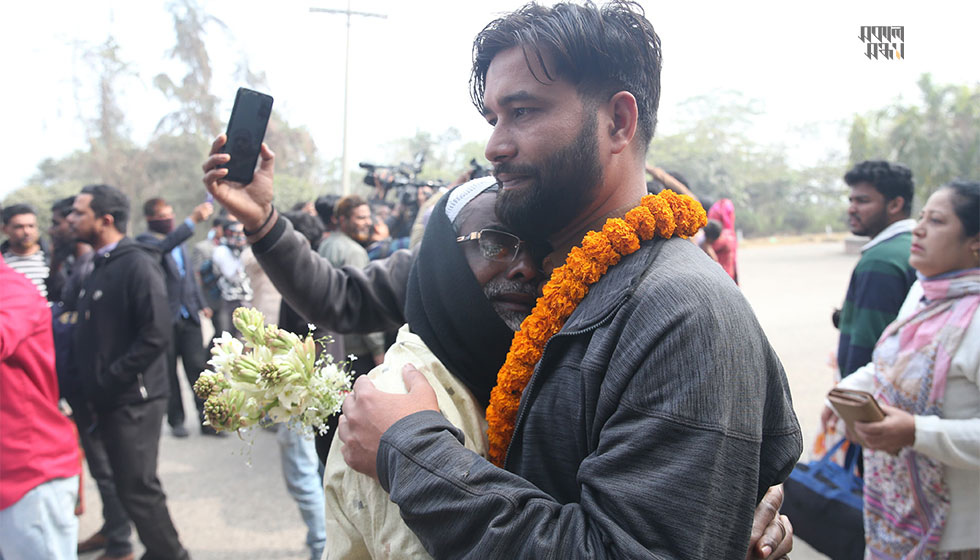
{"left": 221, "top": 87, "right": 274, "bottom": 184}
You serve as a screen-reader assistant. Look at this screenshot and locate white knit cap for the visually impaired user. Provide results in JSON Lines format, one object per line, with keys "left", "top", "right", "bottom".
{"left": 444, "top": 176, "right": 498, "bottom": 223}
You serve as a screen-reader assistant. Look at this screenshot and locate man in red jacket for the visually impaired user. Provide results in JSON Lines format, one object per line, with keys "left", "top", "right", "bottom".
{"left": 0, "top": 251, "right": 80, "bottom": 558}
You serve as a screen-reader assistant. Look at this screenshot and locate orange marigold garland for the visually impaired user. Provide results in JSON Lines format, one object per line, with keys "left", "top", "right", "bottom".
{"left": 485, "top": 190, "right": 706, "bottom": 466}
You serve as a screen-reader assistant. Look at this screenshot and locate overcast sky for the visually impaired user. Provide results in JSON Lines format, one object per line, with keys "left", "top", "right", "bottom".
{"left": 1, "top": 0, "right": 976, "bottom": 199}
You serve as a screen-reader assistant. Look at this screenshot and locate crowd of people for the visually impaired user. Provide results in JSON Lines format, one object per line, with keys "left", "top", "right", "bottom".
{"left": 1, "top": 2, "right": 977, "bottom": 560}
{"left": 0, "top": 186, "right": 451, "bottom": 560}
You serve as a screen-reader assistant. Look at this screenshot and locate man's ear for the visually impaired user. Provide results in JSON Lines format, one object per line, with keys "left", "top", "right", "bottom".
{"left": 605, "top": 91, "right": 638, "bottom": 155}
{"left": 885, "top": 195, "right": 906, "bottom": 218}
{"left": 98, "top": 213, "right": 115, "bottom": 233}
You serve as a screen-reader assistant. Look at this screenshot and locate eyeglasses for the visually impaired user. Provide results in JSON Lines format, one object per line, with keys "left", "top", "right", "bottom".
{"left": 456, "top": 228, "right": 529, "bottom": 262}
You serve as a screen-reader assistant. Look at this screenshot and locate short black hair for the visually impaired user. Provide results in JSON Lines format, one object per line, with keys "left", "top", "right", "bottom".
{"left": 703, "top": 219, "right": 723, "bottom": 241}
{"left": 81, "top": 184, "right": 130, "bottom": 233}
{"left": 283, "top": 210, "right": 326, "bottom": 252}
{"left": 314, "top": 194, "right": 340, "bottom": 226}
{"left": 51, "top": 196, "right": 75, "bottom": 219}
{"left": 2, "top": 203, "right": 37, "bottom": 225}
{"left": 471, "top": 1, "right": 662, "bottom": 149}
{"left": 844, "top": 160, "right": 914, "bottom": 215}
{"left": 943, "top": 180, "right": 980, "bottom": 238}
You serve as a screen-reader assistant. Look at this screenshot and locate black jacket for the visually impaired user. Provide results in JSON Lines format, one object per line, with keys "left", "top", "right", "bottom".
{"left": 73, "top": 237, "right": 171, "bottom": 410}
{"left": 136, "top": 221, "right": 208, "bottom": 324}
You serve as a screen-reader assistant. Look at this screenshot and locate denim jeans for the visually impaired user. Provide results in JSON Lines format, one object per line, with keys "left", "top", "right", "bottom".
{"left": 276, "top": 425, "right": 327, "bottom": 560}
{"left": 0, "top": 475, "right": 79, "bottom": 560}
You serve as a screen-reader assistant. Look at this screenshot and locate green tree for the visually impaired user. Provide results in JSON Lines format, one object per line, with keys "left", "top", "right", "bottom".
{"left": 847, "top": 74, "right": 980, "bottom": 204}
{"left": 650, "top": 92, "right": 847, "bottom": 237}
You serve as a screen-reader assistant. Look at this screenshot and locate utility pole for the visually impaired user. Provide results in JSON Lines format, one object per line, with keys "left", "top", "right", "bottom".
{"left": 310, "top": 2, "right": 387, "bottom": 195}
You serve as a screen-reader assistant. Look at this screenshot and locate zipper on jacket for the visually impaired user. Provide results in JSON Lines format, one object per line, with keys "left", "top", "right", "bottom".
{"left": 137, "top": 373, "right": 149, "bottom": 400}
{"left": 502, "top": 295, "right": 626, "bottom": 468}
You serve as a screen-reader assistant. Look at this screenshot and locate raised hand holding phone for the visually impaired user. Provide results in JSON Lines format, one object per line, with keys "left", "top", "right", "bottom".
{"left": 202, "top": 87, "right": 276, "bottom": 235}
{"left": 220, "top": 88, "right": 273, "bottom": 184}
{"left": 203, "top": 136, "right": 275, "bottom": 235}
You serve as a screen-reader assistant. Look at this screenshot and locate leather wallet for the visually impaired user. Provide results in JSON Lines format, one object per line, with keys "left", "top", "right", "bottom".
{"left": 828, "top": 388, "right": 885, "bottom": 433}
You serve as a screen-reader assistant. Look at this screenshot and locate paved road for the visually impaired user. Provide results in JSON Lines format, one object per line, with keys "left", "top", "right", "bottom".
{"left": 77, "top": 239, "right": 857, "bottom": 559}
{"left": 740, "top": 239, "right": 859, "bottom": 560}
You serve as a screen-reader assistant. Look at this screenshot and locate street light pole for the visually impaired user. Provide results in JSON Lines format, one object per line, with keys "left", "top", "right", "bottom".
{"left": 310, "top": 2, "right": 387, "bottom": 195}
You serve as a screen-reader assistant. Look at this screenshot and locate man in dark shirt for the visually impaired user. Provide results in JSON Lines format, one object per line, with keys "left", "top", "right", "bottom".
{"left": 836, "top": 160, "right": 918, "bottom": 378}
{"left": 69, "top": 184, "right": 189, "bottom": 560}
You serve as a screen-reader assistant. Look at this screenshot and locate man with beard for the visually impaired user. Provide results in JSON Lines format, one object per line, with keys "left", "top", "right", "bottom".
{"left": 322, "top": 180, "right": 547, "bottom": 558}
{"left": 49, "top": 197, "right": 132, "bottom": 559}
{"left": 136, "top": 198, "right": 215, "bottom": 438}
{"left": 47, "top": 196, "right": 93, "bottom": 303}
{"left": 336, "top": 3, "right": 801, "bottom": 558}
{"left": 835, "top": 160, "right": 917, "bottom": 379}
{"left": 68, "top": 184, "right": 189, "bottom": 560}
{"left": 317, "top": 194, "right": 385, "bottom": 375}
{"left": 201, "top": 4, "right": 799, "bottom": 557}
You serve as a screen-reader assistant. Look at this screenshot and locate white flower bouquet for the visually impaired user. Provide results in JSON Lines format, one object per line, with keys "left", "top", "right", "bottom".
{"left": 193, "top": 307, "right": 351, "bottom": 434}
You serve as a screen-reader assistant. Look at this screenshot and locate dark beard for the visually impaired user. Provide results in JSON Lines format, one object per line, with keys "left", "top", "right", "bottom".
{"left": 483, "top": 277, "right": 538, "bottom": 331}
{"left": 494, "top": 111, "right": 602, "bottom": 242}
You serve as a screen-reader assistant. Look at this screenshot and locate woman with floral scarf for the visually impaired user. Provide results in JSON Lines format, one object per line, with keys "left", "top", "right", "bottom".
{"left": 824, "top": 180, "right": 980, "bottom": 559}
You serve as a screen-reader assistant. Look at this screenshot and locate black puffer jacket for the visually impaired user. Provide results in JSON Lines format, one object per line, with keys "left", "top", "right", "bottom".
{"left": 73, "top": 237, "right": 171, "bottom": 410}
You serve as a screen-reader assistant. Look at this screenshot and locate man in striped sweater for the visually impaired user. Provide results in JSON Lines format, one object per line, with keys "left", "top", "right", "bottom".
{"left": 2, "top": 203, "right": 49, "bottom": 300}
{"left": 837, "top": 160, "right": 918, "bottom": 378}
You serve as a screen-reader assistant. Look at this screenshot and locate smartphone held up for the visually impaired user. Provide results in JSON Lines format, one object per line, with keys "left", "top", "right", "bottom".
{"left": 220, "top": 87, "right": 273, "bottom": 185}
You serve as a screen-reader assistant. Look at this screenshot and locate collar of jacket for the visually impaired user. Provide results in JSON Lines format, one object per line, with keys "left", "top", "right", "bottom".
{"left": 560, "top": 238, "right": 666, "bottom": 333}
{"left": 94, "top": 237, "right": 139, "bottom": 266}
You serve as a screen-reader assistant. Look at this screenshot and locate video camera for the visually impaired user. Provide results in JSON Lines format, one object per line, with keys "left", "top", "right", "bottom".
{"left": 360, "top": 152, "right": 445, "bottom": 207}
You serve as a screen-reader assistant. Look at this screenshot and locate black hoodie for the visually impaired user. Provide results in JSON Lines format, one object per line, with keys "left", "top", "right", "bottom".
{"left": 73, "top": 237, "right": 172, "bottom": 409}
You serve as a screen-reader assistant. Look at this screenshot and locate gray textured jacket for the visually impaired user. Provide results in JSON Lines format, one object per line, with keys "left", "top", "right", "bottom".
{"left": 376, "top": 237, "right": 802, "bottom": 559}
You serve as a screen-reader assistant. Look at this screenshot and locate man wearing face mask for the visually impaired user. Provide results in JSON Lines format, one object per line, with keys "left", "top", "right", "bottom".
{"left": 137, "top": 198, "right": 215, "bottom": 438}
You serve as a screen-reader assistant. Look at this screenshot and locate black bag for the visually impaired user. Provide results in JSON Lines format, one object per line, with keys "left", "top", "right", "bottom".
{"left": 782, "top": 438, "right": 865, "bottom": 560}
